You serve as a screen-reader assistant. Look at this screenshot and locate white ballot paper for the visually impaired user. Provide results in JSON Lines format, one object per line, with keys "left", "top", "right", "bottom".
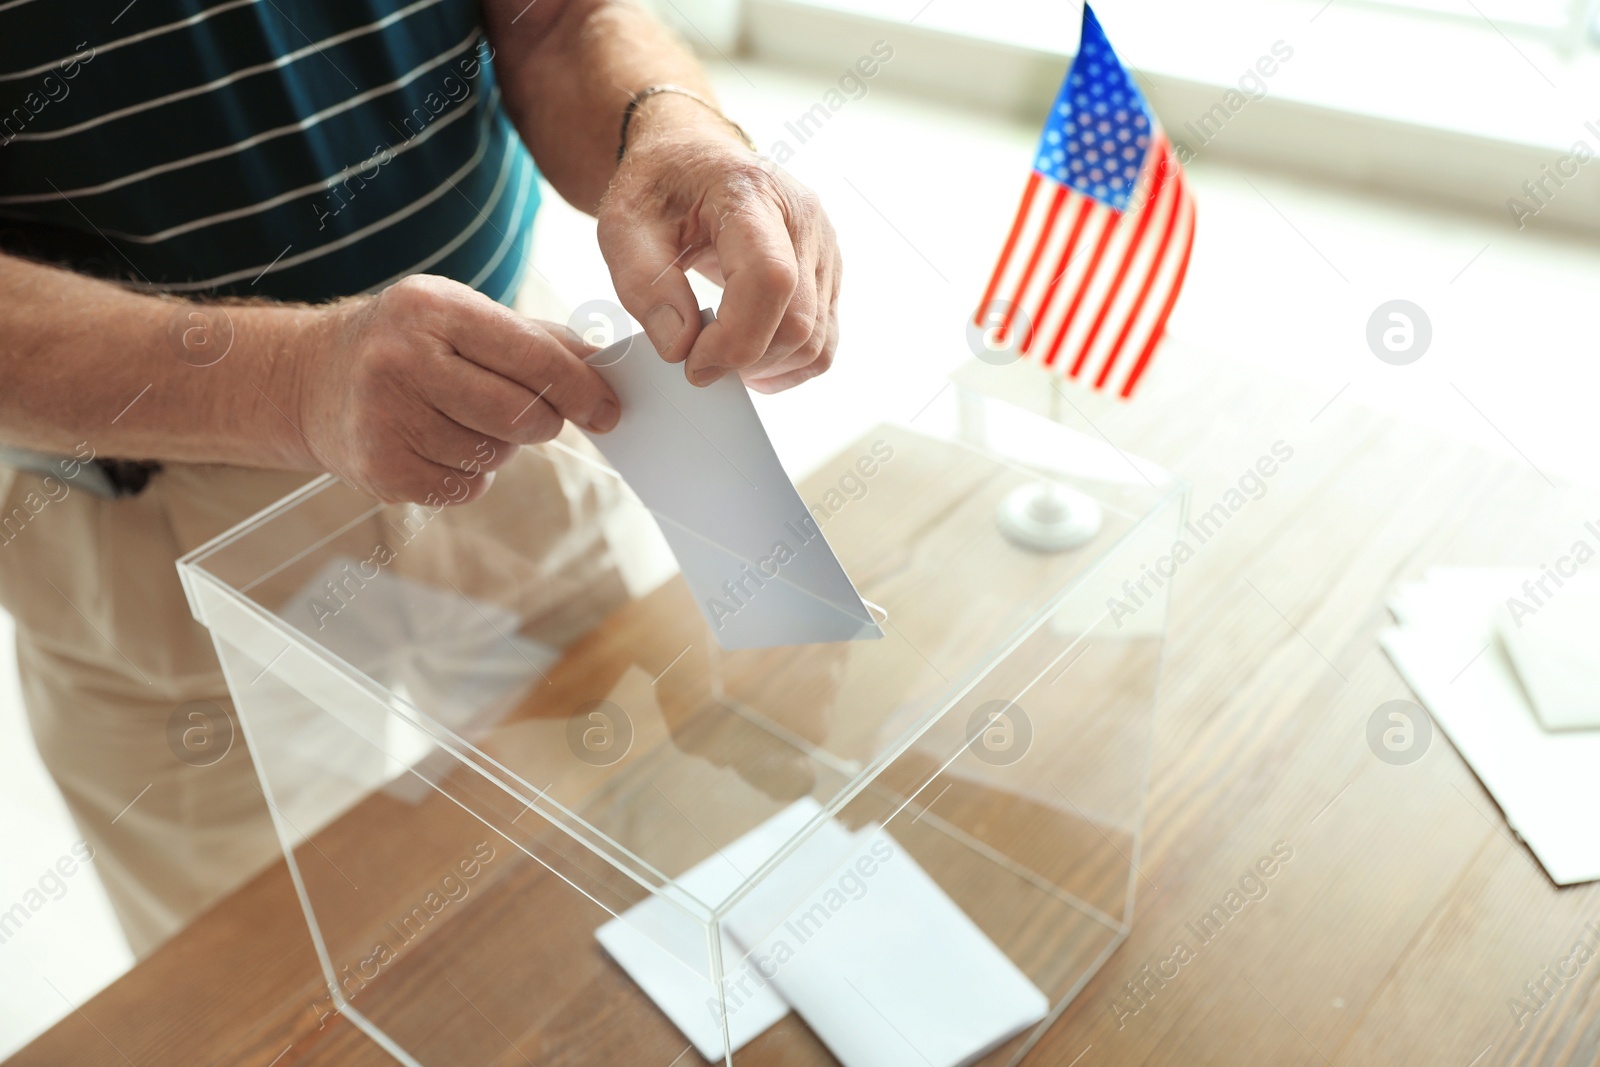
{"left": 598, "top": 798, "right": 1049, "bottom": 1065}
{"left": 722, "top": 824, "right": 1049, "bottom": 1067}
{"left": 1381, "top": 567, "right": 1600, "bottom": 885}
{"left": 1494, "top": 573, "right": 1600, "bottom": 731}
{"left": 595, "top": 799, "right": 823, "bottom": 1060}
{"left": 578, "top": 314, "right": 882, "bottom": 650}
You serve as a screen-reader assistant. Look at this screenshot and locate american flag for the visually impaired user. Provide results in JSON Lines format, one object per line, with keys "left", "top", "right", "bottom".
{"left": 975, "top": 4, "right": 1195, "bottom": 397}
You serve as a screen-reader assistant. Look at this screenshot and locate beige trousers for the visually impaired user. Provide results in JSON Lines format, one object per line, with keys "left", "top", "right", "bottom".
{"left": 0, "top": 279, "right": 633, "bottom": 958}
{"left": 0, "top": 461, "right": 320, "bottom": 956}
{"left": 0, "top": 430, "right": 634, "bottom": 959}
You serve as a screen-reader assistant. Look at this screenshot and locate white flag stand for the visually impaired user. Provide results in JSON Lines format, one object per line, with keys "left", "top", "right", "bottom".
{"left": 954, "top": 360, "right": 1104, "bottom": 554}
{"left": 995, "top": 382, "right": 1102, "bottom": 552}
{"left": 997, "top": 478, "right": 1102, "bottom": 552}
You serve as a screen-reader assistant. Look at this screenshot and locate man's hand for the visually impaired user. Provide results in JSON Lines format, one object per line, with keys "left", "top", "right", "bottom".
{"left": 597, "top": 97, "right": 841, "bottom": 393}
{"left": 293, "top": 275, "right": 620, "bottom": 505}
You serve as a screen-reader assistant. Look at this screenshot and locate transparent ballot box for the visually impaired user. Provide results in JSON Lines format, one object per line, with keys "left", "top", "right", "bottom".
{"left": 178, "top": 386, "right": 1185, "bottom": 1067}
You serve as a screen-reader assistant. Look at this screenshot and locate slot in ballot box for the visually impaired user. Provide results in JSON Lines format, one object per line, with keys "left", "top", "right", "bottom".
{"left": 178, "top": 385, "right": 1185, "bottom": 1067}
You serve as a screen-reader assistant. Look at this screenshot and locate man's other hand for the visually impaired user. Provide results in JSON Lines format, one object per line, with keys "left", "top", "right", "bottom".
{"left": 294, "top": 275, "right": 620, "bottom": 505}
{"left": 597, "top": 98, "right": 841, "bottom": 394}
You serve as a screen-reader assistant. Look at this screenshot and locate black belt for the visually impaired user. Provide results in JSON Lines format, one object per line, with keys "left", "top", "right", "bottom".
{"left": 0, "top": 447, "right": 159, "bottom": 499}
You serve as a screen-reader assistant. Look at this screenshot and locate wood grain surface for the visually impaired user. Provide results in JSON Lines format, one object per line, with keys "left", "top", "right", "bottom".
{"left": 10, "top": 345, "right": 1599, "bottom": 1067}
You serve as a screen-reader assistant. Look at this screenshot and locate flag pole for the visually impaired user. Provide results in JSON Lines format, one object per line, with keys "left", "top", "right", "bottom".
{"left": 996, "top": 370, "right": 1103, "bottom": 553}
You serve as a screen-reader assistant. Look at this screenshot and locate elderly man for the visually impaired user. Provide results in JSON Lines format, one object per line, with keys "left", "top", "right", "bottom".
{"left": 0, "top": 0, "right": 839, "bottom": 955}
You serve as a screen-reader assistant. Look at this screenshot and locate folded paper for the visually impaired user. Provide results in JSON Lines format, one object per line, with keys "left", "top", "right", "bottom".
{"left": 579, "top": 313, "right": 882, "bottom": 650}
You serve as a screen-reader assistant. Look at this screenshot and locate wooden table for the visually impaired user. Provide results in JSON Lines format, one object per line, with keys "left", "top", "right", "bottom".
{"left": 12, "top": 346, "right": 1600, "bottom": 1067}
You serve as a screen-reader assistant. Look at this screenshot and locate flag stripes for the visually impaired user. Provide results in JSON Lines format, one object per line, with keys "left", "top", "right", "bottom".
{"left": 971, "top": 5, "right": 1196, "bottom": 398}
{"left": 977, "top": 136, "right": 1194, "bottom": 397}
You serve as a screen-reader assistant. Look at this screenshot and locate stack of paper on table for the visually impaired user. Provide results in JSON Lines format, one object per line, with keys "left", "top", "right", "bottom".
{"left": 596, "top": 798, "right": 1048, "bottom": 1065}
{"left": 1494, "top": 573, "right": 1600, "bottom": 731}
{"left": 1380, "top": 567, "right": 1600, "bottom": 885}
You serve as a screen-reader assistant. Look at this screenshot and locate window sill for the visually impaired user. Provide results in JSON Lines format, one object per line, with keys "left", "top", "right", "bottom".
{"left": 742, "top": 0, "right": 1600, "bottom": 235}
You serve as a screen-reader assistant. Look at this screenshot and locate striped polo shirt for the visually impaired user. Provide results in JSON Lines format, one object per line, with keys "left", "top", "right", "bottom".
{"left": 0, "top": 0, "right": 539, "bottom": 305}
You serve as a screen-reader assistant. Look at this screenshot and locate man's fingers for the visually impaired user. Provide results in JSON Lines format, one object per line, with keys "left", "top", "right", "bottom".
{"left": 422, "top": 355, "right": 571, "bottom": 444}
{"left": 746, "top": 287, "right": 838, "bottom": 394}
{"left": 402, "top": 407, "right": 510, "bottom": 469}
{"left": 394, "top": 450, "right": 498, "bottom": 507}
{"left": 821, "top": 242, "right": 841, "bottom": 371}
{"left": 375, "top": 402, "right": 513, "bottom": 505}
{"left": 745, "top": 361, "right": 824, "bottom": 395}
{"left": 742, "top": 236, "right": 838, "bottom": 390}
{"left": 598, "top": 213, "right": 704, "bottom": 364}
{"left": 683, "top": 201, "right": 804, "bottom": 386}
{"left": 426, "top": 288, "right": 619, "bottom": 433}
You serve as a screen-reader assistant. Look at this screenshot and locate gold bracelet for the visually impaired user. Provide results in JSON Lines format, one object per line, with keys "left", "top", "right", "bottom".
{"left": 617, "top": 84, "right": 756, "bottom": 163}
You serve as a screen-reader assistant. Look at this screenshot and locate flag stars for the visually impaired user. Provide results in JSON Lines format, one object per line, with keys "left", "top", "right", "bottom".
{"left": 1032, "top": 13, "right": 1165, "bottom": 211}
{"left": 1001, "top": 20, "right": 1193, "bottom": 379}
